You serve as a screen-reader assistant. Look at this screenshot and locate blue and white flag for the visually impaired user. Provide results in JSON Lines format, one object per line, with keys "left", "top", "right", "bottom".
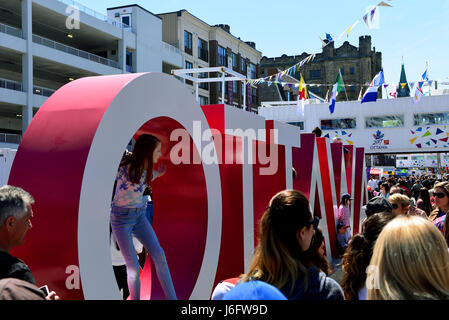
{"left": 361, "top": 69, "right": 385, "bottom": 103}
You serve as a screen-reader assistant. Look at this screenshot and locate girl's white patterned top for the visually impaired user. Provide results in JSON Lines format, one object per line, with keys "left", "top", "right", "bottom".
{"left": 112, "top": 164, "right": 148, "bottom": 208}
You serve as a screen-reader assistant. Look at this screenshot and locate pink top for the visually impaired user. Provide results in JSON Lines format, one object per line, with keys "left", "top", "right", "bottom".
{"left": 338, "top": 204, "right": 351, "bottom": 227}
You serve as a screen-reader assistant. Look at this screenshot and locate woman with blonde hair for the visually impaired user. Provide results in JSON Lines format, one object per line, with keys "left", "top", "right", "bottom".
{"left": 240, "top": 190, "right": 344, "bottom": 300}
{"left": 367, "top": 215, "right": 449, "bottom": 300}
{"left": 389, "top": 193, "right": 427, "bottom": 218}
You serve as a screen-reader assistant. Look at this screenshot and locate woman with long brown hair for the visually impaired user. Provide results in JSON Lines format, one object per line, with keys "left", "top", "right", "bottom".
{"left": 240, "top": 190, "right": 344, "bottom": 300}
{"left": 416, "top": 187, "right": 432, "bottom": 216}
{"left": 110, "top": 134, "right": 177, "bottom": 300}
{"left": 340, "top": 211, "right": 396, "bottom": 300}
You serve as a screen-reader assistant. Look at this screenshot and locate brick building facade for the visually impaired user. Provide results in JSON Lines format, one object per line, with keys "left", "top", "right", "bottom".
{"left": 158, "top": 10, "right": 262, "bottom": 111}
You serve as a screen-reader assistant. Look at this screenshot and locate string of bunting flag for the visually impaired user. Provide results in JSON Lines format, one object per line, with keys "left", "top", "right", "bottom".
{"left": 246, "top": 0, "right": 393, "bottom": 87}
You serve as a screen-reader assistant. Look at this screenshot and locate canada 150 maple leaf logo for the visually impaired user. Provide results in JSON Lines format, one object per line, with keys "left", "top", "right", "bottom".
{"left": 373, "top": 130, "right": 384, "bottom": 141}
{"left": 370, "top": 130, "right": 387, "bottom": 150}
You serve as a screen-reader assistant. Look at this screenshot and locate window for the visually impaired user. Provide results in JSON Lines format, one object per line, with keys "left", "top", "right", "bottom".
{"left": 184, "top": 31, "right": 192, "bottom": 55}
{"left": 366, "top": 115, "right": 404, "bottom": 128}
{"left": 287, "top": 122, "right": 305, "bottom": 130}
{"left": 199, "top": 95, "right": 208, "bottom": 106}
{"left": 185, "top": 60, "right": 193, "bottom": 85}
{"left": 414, "top": 113, "right": 449, "bottom": 126}
{"left": 411, "top": 155, "right": 425, "bottom": 161}
{"left": 340, "top": 68, "right": 344, "bottom": 75}
{"left": 251, "top": 88, "right": 257, "bottom": 106}
{"left": 350, "top": 67, "right": 355, "bottom": 75}
{"left": 310, "top": 70, "right": 321, "bottom": 79}
{"left": 232, "top": 53, "right": 238, "bottom": 69}
{"left": 121, "top": 15, "right": 131, "bottom": 27}
{"left": 320, "top": 118, "right": 356, "bottom": 130}
{"left": 350, "top": 86, "right": 355, "bottom": 92}
{"left": 248, "top": 63, "right": 257, "bottom": 79}
{"left": 397, "top": 156, "right": 408, "bottom": 160}
{"left": 241, "top": 57, "right": 246, "bottom": 73}
{"left": 126, "top": 51, "right": 132, "bottom": 65}
{"left": 427, "top": 155, "right": 438, "bottom": 161}
{"left": 198, "top": 71, "right": 209, "bottom": 90}
{"left": 233, "top": 81, "right": 238, "bottom": 94}
{"left": 218, "top": 45, "right": 227, "bottom": 67}
{"left": 198, "top": 38, "right": 208, "bottom": 62}
{"left": 126, "top": 51, "right": 132, "bottom": 72}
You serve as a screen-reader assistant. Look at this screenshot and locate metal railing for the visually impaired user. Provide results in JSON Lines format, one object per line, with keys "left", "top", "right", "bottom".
{"left": 0, "top": 22, "right": 23, "bottom": 38}
{"left": 0, "top": 133, "right": 21, "bottom": 144}
{"left": 32, "top": 34, "right": 119, "bottom": 69}
{"left": 33, "top": 86, "right": 55, "bottom": 97}
{"left": 0, "top": 78, "right": 23, "bottom": 92}
{"left": 58, "top": 0, "right": 131, "bottom": 31}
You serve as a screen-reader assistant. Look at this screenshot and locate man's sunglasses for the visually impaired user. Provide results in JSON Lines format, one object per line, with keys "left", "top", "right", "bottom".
{"left": 435, "top": 192, "right": 448, "bottom": 199}
{"left": 305, "top": 216, "right": 320, "bottom": 231}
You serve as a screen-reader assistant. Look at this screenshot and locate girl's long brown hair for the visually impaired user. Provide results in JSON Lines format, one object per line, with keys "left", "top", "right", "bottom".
{"left": 121, "top": 134, "right": 160, "bottom": 187}
{"left": 241, "top": 190, "right": 313, "bottom": 296}
{"left": 340, "top": 211, "right": 396, "bottom": 300}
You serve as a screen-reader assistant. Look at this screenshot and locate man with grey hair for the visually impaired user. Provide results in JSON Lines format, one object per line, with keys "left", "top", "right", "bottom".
{"left": 0, "top": 185, "right": 58, "bottom": 299}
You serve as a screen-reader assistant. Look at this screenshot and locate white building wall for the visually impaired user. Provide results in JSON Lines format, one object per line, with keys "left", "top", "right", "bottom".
{"left": 259, "top": 95, "right": 449, "bottom": 154}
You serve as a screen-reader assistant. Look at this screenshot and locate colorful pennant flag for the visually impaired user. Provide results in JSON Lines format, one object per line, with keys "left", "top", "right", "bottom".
{"left": 297, "top": 73, "right": 307, "bottom": 117}
{"left": 377, "top": 1, "right": 392, "bottom": 7}
{"left": 361, "top": 69, "right": 385, "bottom": 103}
{"left": 346, "top": 20, "right": 360, "bottom": 37}
{"left": 358, "top": 87, "right": 363, "bottom": 101}
{"left": 413, "top": 81, "right": 424, "bottom": 104}
{"left": 329, "top": 70, "right": 344, "bottom": 114}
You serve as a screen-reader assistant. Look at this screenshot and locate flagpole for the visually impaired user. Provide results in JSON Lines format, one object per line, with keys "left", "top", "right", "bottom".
{"left": 340, "top": 70, "right": 349, "bottom": 101}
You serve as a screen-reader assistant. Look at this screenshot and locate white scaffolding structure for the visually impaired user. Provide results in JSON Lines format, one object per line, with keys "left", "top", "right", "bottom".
{"left": 171, "top": 67, "right": 253, "bottom": 110}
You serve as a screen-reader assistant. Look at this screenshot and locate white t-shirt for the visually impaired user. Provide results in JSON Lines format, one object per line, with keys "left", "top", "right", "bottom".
{"left": 110, "top": 232, "right": 143, "bottom": 266}
{"left": 368, "top": 179, "right": 378, "bottom": 191}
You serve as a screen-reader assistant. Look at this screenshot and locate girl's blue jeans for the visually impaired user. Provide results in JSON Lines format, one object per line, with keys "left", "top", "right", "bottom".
{"left": 110, "top": 206, "right": 177, "bottom": 300}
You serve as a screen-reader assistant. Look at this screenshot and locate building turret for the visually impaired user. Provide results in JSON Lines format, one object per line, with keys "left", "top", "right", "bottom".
{"left": 359, "top": 35, "right": 371, "bottom": 56}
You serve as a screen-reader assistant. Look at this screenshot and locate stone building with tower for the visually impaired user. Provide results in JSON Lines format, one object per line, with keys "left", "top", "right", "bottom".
{"left": 260, "top": 36, "right": 382, "bottom": 102}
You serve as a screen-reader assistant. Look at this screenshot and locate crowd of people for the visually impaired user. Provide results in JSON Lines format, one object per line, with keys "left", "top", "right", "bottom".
{"left": 212, "top": 172, "right": 449, "bottom": 300}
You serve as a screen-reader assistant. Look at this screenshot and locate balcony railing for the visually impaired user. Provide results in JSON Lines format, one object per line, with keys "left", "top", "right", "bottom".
{"left": 32, "top": 34, "right": 119, "bottom": 69}
{"left": 162, "top": 41, "right": 181, "bottom": 55}
{"left": 58, "top": 0, "right": 131, "bottom": 31}
{"left": 33, "top": 86, "right": 55, "bottom": 97}
{"left": 0, "top": 22, "right": 22, "bottom": 38}
{"left": 0, "top": 78, "right": 23, "bottom": 92}
{"left": 0, "top": 133, "right": 21, "bottom": 144}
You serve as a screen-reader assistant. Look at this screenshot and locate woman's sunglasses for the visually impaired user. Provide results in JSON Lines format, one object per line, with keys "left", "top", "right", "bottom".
{"left": 305, "top": 216, "right": 320, "bottom": 231}
{"left": 435, "top": 192, "right": 448, "bottom": 199}
{"left": 391, "top": 203, "right": 409, "bottom": 210}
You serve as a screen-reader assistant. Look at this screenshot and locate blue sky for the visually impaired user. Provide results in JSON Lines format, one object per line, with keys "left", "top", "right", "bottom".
{"left": 83, "top": 0, "right": 449, "bottom": 86}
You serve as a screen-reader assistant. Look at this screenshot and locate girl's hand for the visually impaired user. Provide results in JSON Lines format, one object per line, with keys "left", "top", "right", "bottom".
{"left": 156, "top": 162, "right": 166, "bottom": 177}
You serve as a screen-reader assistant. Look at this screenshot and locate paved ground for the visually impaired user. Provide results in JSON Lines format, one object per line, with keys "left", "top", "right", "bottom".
{"left": 329, "top": 258, "right": 343, "bottom": 284}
